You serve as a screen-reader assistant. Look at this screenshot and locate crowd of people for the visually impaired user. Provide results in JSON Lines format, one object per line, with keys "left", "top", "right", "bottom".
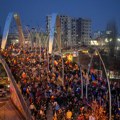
{"left": 0, "top": 43, "right": 120, "bottom": 120}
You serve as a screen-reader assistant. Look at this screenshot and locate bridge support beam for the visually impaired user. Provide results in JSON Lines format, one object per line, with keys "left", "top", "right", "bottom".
{"left": 1, "top": 12, "right": 25, "bottom": 50}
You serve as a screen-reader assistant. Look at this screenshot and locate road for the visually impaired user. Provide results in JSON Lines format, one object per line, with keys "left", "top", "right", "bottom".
{"left": 0, "top": 98, "right": 25, "bottom": 120}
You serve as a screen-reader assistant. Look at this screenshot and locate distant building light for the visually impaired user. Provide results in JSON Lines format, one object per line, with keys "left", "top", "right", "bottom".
{"left": 109, "top": 38, "right": 112, "bottom": 42}
{"left": 106, "top": 31, "right": 111, "bottom": 34}
{"left": 90, "top": 40, "right": 99, "bottom": 45}
{"left": 95, "top": 51, "right": 98, "bottom": 55}
{"left": 16, "top": 39, "right": 19, "bottom": 42}
{"left": 116, "top": 47, "right": 119, "bottom": 50}
{"left": 82, "top": 50, "right": 88, "bottom": 54}
{"left": 105, "top": 38, "right": 108, "bottom": 42}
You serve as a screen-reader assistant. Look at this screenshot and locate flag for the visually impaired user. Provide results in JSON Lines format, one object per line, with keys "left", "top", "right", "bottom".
{"left": 91, "top": 74, "right": 96, "bottom": 81}
{"left": 91, "top": 74, "right": 97, "bottom": 86}
{"left": 22, "top": 72, "right": 27, "bottom": 79}
{"left": 54, "top": 60, "right": 58, "bottom": 66}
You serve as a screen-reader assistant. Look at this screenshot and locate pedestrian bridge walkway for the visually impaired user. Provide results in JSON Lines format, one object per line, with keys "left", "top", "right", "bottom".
{"left": 0, "top": 99, "right": 25, "bottom": 120}
{"left": 0, "top": 56, "right": 32, "bottom": 120}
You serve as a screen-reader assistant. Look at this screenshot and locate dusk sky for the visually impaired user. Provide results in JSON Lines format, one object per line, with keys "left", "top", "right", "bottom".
{"left": 0, "top": 0, "right": 120, "bottom": 33}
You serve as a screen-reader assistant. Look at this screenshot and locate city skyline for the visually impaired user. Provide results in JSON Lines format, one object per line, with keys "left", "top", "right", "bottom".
{"left": 0, "top": 0, "right": 120, "bottom": 33}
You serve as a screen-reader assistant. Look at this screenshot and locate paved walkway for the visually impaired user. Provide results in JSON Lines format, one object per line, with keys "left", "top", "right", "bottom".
{"left": 0, "top": 99, "right": 25, "bottom": 120}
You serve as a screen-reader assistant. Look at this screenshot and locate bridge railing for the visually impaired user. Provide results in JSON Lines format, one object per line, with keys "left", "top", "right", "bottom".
{"left": 0, "top": 55, "right": 32, "bottom": 120}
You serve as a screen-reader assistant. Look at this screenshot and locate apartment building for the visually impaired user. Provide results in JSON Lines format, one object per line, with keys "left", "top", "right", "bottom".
{"left": 46, "top": 14, "right": 91, "bottom": 48}
{"left": 77, "top": 18, "right": 91, "bottom": 45}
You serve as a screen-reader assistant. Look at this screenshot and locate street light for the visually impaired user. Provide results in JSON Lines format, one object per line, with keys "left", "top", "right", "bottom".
{"left": 61, "top": 53, "right": 64, "bottom": 86}
{"left": 87, "top": 49, "right": 112, "bottom": 120}
{"left": 25, "top": 26, "right": 34, "bottom": 51}
{"left": 78, "top": 52, "right": 83, "bottom": 99}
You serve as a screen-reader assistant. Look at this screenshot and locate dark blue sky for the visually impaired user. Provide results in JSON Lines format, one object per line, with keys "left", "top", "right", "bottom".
{"left": 0, "top": 0, "right": 120, "bottom": 33}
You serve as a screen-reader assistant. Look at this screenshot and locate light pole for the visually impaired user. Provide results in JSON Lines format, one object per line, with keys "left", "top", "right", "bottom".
{"left": 78, "top": 52, "right": 83, "bottom": 98}
{"left": 34, "top": 28, "right": 39, "bottom": 54}
{"left": 88, "top": 48, "right": 112, "bottom": 120}
{"left": 25, "top": 26, "right": 31, "bottom": 48}
{"left": 61, "top": 53, "right": 64, "bottom": 86}
{"left": 55, "top": 27, "right": 64, "bottom": 86}
{"left": 60, "top": 31, "right": 64, "bottom": 86}
{"left": 97, "top": 49, "right": 111, "bottom": 120}
{"left": 47, "top": 32, "right": 50, "bottom": 71}
{"left": 38, "top": 33, "right": 42, "bottom": 63}
{"left": 25, "top": 26, "right": 35, "bottom": 51}
{"left": 86, "top": 53, "right": 94, "bottom": 99}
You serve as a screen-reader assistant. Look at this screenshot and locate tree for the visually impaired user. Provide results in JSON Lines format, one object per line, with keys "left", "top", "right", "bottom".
{"left": 105, "top": 20, "right": 120, "bottom": 72}
{"left": 106, "top": 20, "right": 118, "bottom": 58}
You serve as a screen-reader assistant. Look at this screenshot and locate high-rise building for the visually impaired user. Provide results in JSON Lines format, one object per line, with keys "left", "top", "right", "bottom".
{"left": 60, "top": 15, "right": 76, "bottom": 48}
{"left": 46, "top": 14, "right": 91, "bottom": 48}
{"left": 77, "top": 18, "right": 91, "bottom": 45}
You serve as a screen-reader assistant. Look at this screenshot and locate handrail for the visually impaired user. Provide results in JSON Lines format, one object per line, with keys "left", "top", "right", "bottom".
{"left": 0, "top": 55, "right": 32, "bottom": 120}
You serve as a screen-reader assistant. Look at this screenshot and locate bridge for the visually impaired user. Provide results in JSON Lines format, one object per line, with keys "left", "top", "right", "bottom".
{"left": 0, "top": 12, "right": 62, "bottom": 120}
{"left": 0, "top": 99, "right": 25, "bottom": 120}
{"left": 0, "top": 12, "right": 119, "bottom": 120}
